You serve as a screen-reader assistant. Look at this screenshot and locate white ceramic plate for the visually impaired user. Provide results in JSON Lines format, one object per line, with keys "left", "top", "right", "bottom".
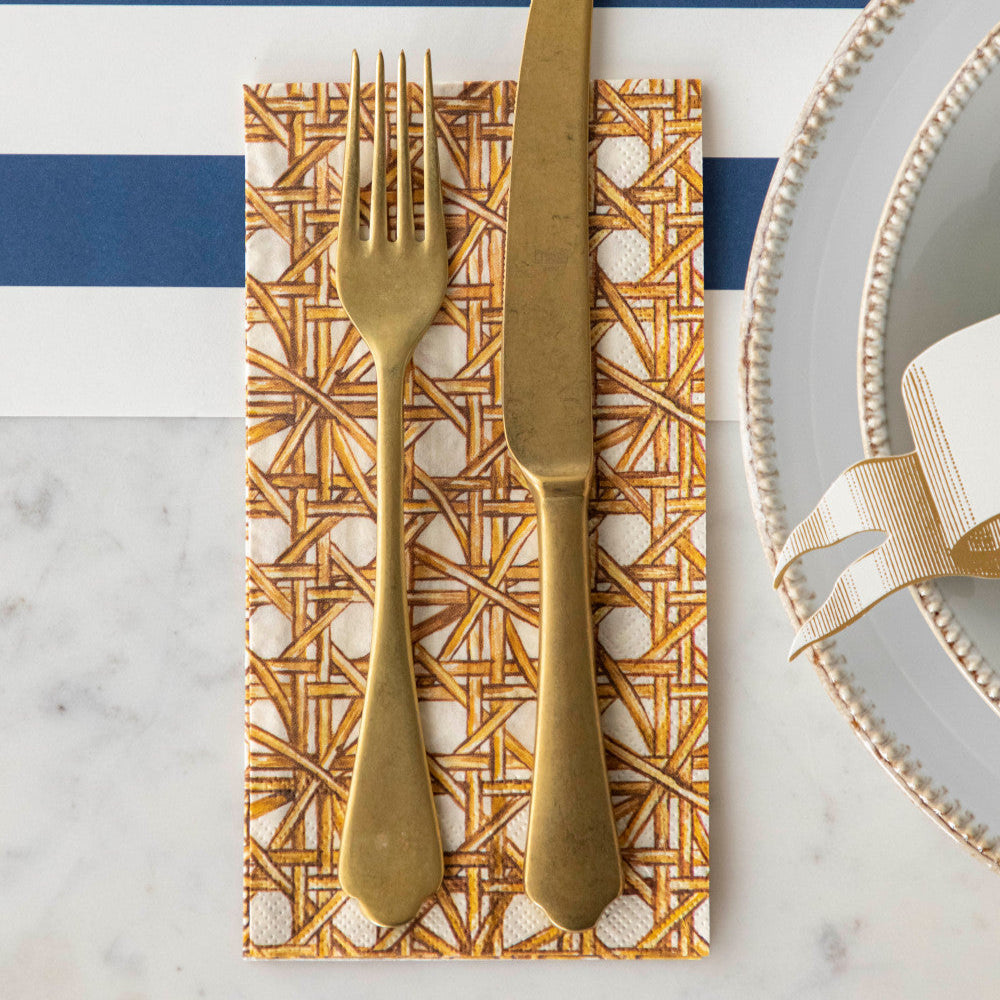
{"left": 740, "top": 0, "right": 1000, "bottom": 866}
{"left": 860, "top": 22, "right": 1000, "bottom": 715}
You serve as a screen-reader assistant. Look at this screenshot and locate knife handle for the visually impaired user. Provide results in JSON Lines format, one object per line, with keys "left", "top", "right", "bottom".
{"left": 526, "top": 483, "right": 622, "bottom": 931}
{"left": 338, "top": 363, "right": 443, "bottom": 927}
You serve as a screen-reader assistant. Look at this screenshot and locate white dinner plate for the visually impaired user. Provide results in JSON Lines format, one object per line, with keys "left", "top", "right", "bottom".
{"left": 859, "top": 22, "right": 1000, "bottom": 715}
{"left": 740, "top": 0, "right": 1000, "bottom": 866}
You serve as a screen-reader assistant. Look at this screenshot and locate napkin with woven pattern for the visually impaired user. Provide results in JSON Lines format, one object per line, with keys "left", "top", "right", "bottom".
{"left": 243, "top": 77, "right": 707, "bottom": 959}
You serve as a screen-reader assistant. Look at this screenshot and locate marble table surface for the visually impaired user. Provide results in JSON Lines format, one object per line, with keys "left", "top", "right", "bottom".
{"left": 3, "top": 415, "right": 1000, "bottom": 999}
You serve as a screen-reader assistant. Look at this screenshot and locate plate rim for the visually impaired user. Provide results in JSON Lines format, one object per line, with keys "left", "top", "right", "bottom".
{"left": 858, "top": 20, "right": 1000, "bottom": 715}
{"left": 738, "top": 0, "right": 1000, "bottom": 869}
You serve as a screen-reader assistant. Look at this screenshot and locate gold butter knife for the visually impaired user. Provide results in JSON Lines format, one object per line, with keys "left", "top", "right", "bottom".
{"left": 502, "top": 0, "right": 622, "bottom": 931}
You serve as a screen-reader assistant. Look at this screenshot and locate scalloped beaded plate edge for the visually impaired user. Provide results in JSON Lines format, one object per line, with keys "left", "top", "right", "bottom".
{"left": 738, "top": 0, "right": 1000, "bottom": 870}
{"left": 858, "top": 22, "right": 1000, "bottom": 718}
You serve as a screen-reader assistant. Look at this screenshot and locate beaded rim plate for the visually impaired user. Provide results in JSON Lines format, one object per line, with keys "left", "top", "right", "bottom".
{"left": 740, "top": 0, "right": 1000, "bottom": 869}
{"left": 858, "top": 21, "right": 1000, "bottom": 716}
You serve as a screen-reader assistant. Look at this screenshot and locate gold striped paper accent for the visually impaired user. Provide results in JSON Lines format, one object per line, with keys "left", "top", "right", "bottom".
{"left": 775, "top": 315, "right": 1000, "bottom": 658}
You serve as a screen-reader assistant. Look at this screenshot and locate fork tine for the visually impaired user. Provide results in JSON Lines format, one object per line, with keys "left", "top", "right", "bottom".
{"left": 371, "top": 51, "right": 387, "bottom": 242}
{"left": 422, "top": 50, "right": 445, "bottom": 248}
{"left": 396, "top": 52, "right": 414, "bottom": 244}
{"left": 339, "top": 50, "right": 361, "bottom": 249}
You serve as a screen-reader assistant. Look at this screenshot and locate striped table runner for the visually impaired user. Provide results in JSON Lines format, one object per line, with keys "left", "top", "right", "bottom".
{"left": 0, "top": 1, "right": 864, "bottom": 421}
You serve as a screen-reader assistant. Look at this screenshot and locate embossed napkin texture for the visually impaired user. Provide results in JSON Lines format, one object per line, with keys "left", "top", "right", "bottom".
{"left": 244, "top": 79, "right": 707, "bottom": 959}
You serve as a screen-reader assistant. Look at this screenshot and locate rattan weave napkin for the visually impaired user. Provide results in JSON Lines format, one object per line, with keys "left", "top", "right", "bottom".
{"left": 244, "top": 78, "right": 707, "bottom": 959}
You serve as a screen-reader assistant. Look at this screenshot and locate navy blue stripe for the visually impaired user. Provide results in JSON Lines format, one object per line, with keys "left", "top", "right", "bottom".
{"left": 0, "top": 1, "right": 869, "bottom": 6}
{"left": 704, "top": 157, "right": 775, "bottom": 291}
{"left": 0, "top": 156, "right": 245, "bottom": 288}
{"left": 0, "top": 154, "right": 773, "bottom": 290}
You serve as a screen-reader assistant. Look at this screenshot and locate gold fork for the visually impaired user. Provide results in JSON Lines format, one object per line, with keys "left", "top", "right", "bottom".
{"left": 335, "top": 49, "right": 447, "bottom": 927}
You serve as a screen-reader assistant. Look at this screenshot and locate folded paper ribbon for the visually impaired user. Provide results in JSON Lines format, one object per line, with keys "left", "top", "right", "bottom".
{"left": 775, "top": 314, "right": 1000, "bottom": 659}
{"left": 244, "top": 78, "right": 708, "bottom": 959}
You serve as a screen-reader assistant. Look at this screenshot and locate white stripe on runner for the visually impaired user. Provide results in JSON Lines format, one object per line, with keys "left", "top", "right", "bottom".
{"left": 0, "top": 287, "right": 245, "bottom": 418}
{"left": 0, "top": 286, "right": 742, "bottom": 419}
{"left": 704, "top": 288, "right": 741, "bottom": 424}
{"left": 0, "top": 6, "right": 855, "bottom": 159}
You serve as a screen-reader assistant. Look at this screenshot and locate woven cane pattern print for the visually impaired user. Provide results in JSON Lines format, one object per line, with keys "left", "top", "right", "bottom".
{"left": 244, "top": 78, "right": 707, "bottom": 959}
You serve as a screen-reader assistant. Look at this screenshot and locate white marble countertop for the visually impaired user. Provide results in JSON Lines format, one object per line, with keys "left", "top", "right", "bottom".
{"left": 3, "top": 416, "right": 1000, "bottom": 998}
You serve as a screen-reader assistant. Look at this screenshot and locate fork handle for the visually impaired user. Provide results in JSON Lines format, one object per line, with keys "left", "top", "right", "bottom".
{"left": 338, "top": 361, "right": 443, "bottom": 927}
{"left": 524, "top": 482, "right": 622, "bottom": 930}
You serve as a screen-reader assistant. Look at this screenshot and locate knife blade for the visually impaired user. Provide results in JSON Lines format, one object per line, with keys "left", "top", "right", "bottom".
{"left": 502, "top": 0, "right": 622, "bottom": 931}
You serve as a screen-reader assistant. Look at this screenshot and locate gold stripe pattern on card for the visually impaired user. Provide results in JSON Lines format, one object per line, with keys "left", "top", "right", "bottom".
{"left": 775, "top": 318, "right": 1000, "bottom": 658}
